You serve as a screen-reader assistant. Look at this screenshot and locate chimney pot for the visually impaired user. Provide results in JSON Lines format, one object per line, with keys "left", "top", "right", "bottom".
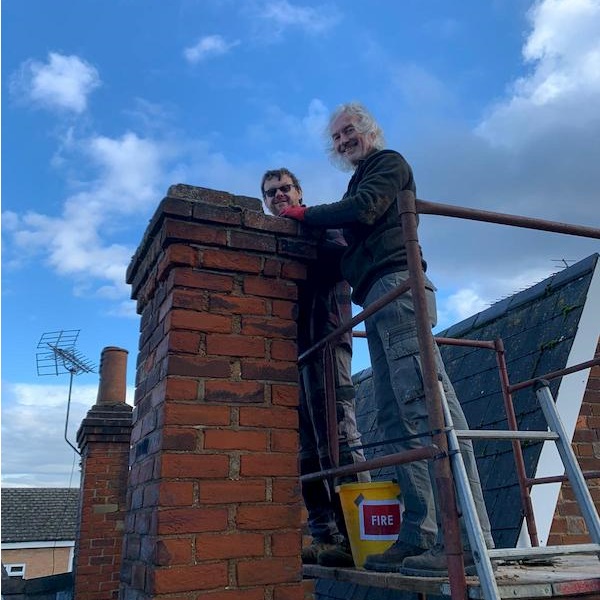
{"left": 96, "top": 346, "right": 128, "bottom": 405}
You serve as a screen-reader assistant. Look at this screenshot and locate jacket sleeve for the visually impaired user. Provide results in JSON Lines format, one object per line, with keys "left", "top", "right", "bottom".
{"left": 303, "top": 151, "right": 413, "bottom": 228}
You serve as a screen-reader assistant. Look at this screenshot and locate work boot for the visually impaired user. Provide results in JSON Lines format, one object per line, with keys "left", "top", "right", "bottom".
{"left": 301, "top": 539, "right": 337, "bottom": 564}
{"left": 400, "top": 543, "right": 477, "bottom": 577}
{"left": 317, "top": 539, "right": 355, "bottom": 568}
{"left": 363, "top": 540, "right": 427, "bottom": 572}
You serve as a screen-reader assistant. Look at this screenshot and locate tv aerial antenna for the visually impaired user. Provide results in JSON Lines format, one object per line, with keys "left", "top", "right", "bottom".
{"left": 36, "top": 329, "right": 97, "bottom": 455}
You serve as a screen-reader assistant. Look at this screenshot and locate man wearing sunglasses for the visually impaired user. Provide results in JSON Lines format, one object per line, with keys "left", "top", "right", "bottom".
{"left": 261, "top": 168, "right": 370, "bottom": 568}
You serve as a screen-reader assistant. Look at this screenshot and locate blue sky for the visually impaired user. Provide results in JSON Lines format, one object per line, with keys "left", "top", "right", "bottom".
{"left": 2, "top": 0, "right": 599, "bottom": 487}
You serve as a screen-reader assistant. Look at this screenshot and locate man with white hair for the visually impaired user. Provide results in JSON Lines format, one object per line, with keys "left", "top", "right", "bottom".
{"left": 279, "top": 103, "right": 494, "bottom": 576}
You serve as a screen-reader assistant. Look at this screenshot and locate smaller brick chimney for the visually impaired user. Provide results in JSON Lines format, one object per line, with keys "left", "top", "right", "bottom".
{"left": 75, "top": 346, "right": 133, "bottom": 600}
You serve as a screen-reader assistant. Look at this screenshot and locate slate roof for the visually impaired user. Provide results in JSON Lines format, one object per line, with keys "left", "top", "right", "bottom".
{"left": 1, "top": 488, "right": 79, "bottom": 543}
{"left": 353, "top": 253, "right": 599, "bottom": 549}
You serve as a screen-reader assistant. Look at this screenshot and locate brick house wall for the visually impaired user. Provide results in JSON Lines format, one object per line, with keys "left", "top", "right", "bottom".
{"left": 548, "top": 337, "right": 600, "bottom": 544}
{"left": 121, "top": 184, "right": 316, "bottom": 600}
{"left": 1, "top": 546, "right": 72, "bottom": 579}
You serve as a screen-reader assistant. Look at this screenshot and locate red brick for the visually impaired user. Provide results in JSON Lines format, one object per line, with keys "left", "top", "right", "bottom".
{"left": 204, "top": 429, "right": 268, "bottom": 451}
{"left": 155, "top": 538, "right": 193, "bottom": 566}
{"left": 196, "top": 532, "right": 265, "bottom": 560}
{"left": 157, "top": 507, "right": 228, "bottom": 534}
{"left": 160, "top": 194, "right": 193, "bottom": 217}
{"left": 164, "top": 219, "right": 228, "bottom": 247}
{"left": 164, "top": 378, "right": 198, "bottom": 401}
{"left": 243, "top": 210, "right": 297, "bottom": 234}
{"left": 170, "top": 268, "right": 234, "bottom": 292}
{"left": 241, "top": 453, "right": 299, "bottom": 477}
{"left": 275, "top": 582, "right": 310, "bottom": 600}
{"left": 236, "top": 557, "right": 301, "bottom": 585}
{"left": 272, "top": 384, "right": 299, "bottom": 407}
{"left": 271, "top": 340, "right": 297, "bottom": 361}
{"left": 207, "top": 334, "right": 265, "bottom": 357}
{"left": 271, "top": 430, "right": 299, "bottom": 453}
{"left": 169, "top": 287, "right": 209, "bottom": 311}
{"left": 277, "top": 237, "right": 317, "bottom": 260}
{"left": 574, "top": 443, "right": 594, "bottom": 457}
{"left": 229, "top": 230, "right": 276, "bottom": 253}
{"left": 204, "top": 380, "right": 265, "bottom": 404}
{"left": 191, "top": 198, "right": 245, "bottom": 225}
{"left": 161, "top": 454, "right": 230, "bottom": 479}
{"left": 153, "top": 562, "right": 228, "bottom": 593}
{"left": 240, "top": 406, "right": 298, "bottom": 429}
{"left": 168, "top": 330, "right": 201, "bottom": 353}
{"left": 263, "top": 258, "right": 282, "bottom": 277}
{"left": 158, "top": 481, "right": 194, "bottom": 506}
{"left": 202, "top": 248, "right": 262, "bottom": 273}
{"left": 281, "top": 261, "right": 307, "bottom": 281}
{"left": 241, "top": 359, "right": 298, "bottom": 383}
{"left": 198, "top": 480, "right": 266, "bottom": 504}
{"left": 244, "top": 276, "right": 297, "bottom": 300}
{"left": 162, "top": 426, "right": 198, "bottom": 451}
{"left": 167, "top": 355, "right": 231, "bottom": 378}
{"left": 271, "top": 479, "right": 301, "bottom": 505}
{"left": 168, "top": 309, "right": 232, "bottom": 333}
{"left": 157, "top": 244, "right": 199, "bottom": 281}
{"left": 237, "top": 505, "right": 301, "bottom": 530}
{"left": 587, "top": 416, "right": 600, "bottom": 430}
{"left": 272, "top": 299, "right": 297, "bottom": 320}
{"left": 209, "top": 294, "right": 267, "bottom": 316}
{"left": 164, "top": 404, "right": 231, "bottom": 426}
{"left": 242, "top": 316, "right": 296, "bottom": 339}
{"left": 272, "top": 531, "right": 302, "bottom": 557}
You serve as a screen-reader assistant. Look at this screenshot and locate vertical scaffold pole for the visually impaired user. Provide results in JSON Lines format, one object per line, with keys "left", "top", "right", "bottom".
{"left": 399, "top": 190, "right": 467, "bottom": 599}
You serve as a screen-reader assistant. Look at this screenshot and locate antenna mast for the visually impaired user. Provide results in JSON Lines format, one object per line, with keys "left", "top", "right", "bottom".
{"left": 36, "top": 330, "right": 96, "bottom": 455}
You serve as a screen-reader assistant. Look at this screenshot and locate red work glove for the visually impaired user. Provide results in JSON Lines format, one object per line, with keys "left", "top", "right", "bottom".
{"left": 279, "top": 205, "right": 307, "bottom": 221}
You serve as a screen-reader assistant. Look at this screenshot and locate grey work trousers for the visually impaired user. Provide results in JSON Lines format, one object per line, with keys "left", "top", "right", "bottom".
{"left": 363, "top": 271, "right": 494, "bottom": 550}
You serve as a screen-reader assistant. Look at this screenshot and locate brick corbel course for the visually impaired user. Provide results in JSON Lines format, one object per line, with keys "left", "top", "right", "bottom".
{"left": 121, "top": 185, "right": 318, "bottom": 600}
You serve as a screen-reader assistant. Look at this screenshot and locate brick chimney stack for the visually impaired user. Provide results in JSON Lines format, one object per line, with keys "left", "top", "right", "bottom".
{"left": 120, "top": 184, "right": 315, "bottom": 600}
{"left": 75, "top": 346, "right": 132, "bottom": 600}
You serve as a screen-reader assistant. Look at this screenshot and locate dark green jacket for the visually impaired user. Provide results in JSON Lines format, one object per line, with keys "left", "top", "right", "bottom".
{"left": 304, "top": 149, "right": 422, "bottom": 305}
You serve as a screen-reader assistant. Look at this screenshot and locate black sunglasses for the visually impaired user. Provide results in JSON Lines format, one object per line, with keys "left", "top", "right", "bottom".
{"left": 264, "top": 184, "right": 294, "bottom": 198}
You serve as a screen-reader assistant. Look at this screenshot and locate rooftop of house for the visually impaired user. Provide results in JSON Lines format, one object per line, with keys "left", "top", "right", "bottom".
{"left": 353, "top": 253, "right": 599, "bottom": 549}
{"left": 1, "top": 487, "right": 79, "bottom": 543}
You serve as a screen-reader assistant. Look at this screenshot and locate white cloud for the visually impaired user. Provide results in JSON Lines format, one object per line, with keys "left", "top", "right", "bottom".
{"left": 260, "top": 0, "right": 340, "bottom": 35}
{"left": 439, "top": 288, "right": 489, "bottom": 327}
{"left": 11, "top": 52, "right": 101, "bottom": 114}
{"left": 184, "top": 35, "right": 240, "bottom": 64}
{"left": 477, "top": 0, "right": 600, "bottom": 146}
{"left": 396, "top": 0, "right": 600, "bottom": 302}
{"left": 1, "top": 382, "right": 134, "bottom": 487}
{"left": 3, "top": 131, "right": 171, "bottom": 299}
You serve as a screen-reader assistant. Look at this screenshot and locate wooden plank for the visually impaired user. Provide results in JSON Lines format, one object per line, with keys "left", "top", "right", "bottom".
{"left": 303, "top": 564, "right": 447, "bottom": 595}
{"left": 304, "top": 555, "right": 600, "bottom": 599}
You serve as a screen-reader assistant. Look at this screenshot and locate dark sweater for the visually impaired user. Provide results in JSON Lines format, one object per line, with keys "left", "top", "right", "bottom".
{"left": 304, "top": 149, "right": 423, "bottom": 305}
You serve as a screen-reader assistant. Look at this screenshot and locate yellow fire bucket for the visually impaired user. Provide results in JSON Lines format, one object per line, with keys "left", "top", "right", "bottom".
{"left": 337, "top": 481, "right": 402, "bottom": 568}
